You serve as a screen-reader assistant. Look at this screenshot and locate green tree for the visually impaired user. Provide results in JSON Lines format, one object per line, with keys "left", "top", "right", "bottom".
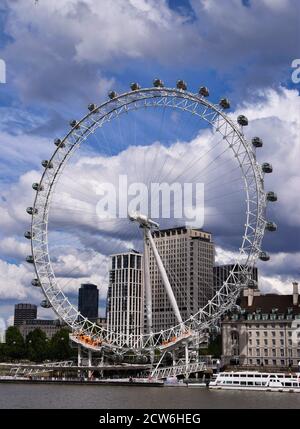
{"left": 5, "top": 326, "right": 25, "bottom": 360}
{"left": 50, "top": 328, "right": 73, "bottom": 361}
{"left": 0, "top": 342, "right": 7, "bottom": 361}
{"left": 26, "top": 328, "right": 48, "bottom": 362}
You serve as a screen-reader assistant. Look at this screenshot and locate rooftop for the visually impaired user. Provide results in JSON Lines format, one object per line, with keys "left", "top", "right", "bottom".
{"left": 240, "top": 294, "right": 300, "bottom": 314}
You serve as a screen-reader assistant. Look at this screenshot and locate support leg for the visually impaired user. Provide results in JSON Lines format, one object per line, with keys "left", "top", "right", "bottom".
{"left": 88, "top": 349, "right": 92, "bottom": 379}
{"left": 185, "top": 342, "right": 189, "bottom": 379}
{"left": 143, "top": 231, "right": 152, "bottom": 334}
{"left": 77, "top": 344, "right": 82, "bottom": 379}
{"left": 146, "top": 229, "right": 183, "bottom": 326}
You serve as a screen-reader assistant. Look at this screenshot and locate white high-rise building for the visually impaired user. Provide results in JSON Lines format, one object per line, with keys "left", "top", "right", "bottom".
{"left": 149, "top": 227, "right": 215, "bottom": 332}
{"left": 107, "top": 251, "right": 144, "bottom": 347}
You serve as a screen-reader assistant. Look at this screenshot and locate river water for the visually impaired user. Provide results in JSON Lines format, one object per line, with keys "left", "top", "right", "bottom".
{"left": 0, "top": 383, "right": 300, "bottom": 409}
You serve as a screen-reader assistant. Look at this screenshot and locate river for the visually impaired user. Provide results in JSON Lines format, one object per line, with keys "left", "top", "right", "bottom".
{"left": 0, "top": 383, "right": 300, "bottom": 409}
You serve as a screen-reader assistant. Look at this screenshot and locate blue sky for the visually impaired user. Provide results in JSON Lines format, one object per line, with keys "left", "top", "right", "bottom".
{"left": 0, "top": 0, "right": 299, "bottom": 327}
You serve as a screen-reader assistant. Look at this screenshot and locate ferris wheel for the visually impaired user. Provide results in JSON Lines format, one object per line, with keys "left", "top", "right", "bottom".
{"left": 24, "top": 79, "right": 277, "bottom": 357}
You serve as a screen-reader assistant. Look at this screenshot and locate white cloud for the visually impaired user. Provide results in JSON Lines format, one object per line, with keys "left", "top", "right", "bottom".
{"left": 0, "top": 259, "right": 33, "bottom": 300}
{"left": 234, "top": 88, "right": 300, "bottom": 229}
{"left": 2, "top": 0, "right": 298, "bottom": 106}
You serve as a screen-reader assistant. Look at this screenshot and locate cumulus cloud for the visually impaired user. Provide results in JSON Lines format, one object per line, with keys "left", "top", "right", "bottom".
{"left": 233, "top": 88, "right": 300, "bottom": 251}
{"left": 1, "top": 0, "right": 298, "bottom": 109}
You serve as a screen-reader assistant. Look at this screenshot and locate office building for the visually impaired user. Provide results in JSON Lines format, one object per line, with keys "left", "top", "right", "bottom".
{"left": 19, "top": 319, "right": 65, "bottom": 339}
{"left": 150, "top": 227, "right": 215, "bottom": 332}
{"left": 222, "top": 282, "right": 300, "bottom": 368}
{"left": 14, "top": 303, "right": 37, "bottom": 327}
{"left": 78, "top": 283, "right": 99, "bottom": 322}
{"left": 107, "top": 251, "right": 144, "bottom": 347}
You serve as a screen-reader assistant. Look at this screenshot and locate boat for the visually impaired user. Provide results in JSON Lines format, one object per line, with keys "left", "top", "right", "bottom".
{"left": 209, "top": 371, "right": 300, "bottom": 392}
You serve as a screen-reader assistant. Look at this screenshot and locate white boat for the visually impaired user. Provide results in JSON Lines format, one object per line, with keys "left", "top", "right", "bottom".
{"left": 209, "top": 371, "right": 300, "bottom": 393}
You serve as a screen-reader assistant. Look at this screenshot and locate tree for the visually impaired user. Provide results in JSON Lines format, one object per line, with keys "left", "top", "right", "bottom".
{"left": 5, "top": 326, "right": 25, "bottom": 360}
{"left": 49, "top": 328, "right": 73, "bottom": 361}
{"left": 0, "top": 342, "right": 7, "bottom": 361}
{"left": 26, "top": 328, "right": 48, "bottom": 362}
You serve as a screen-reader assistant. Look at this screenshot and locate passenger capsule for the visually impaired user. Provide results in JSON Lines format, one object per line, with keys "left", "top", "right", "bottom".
{"left": 176, "top": 80, "right": 187, "bottom": 90}
{"left": 219, "top": 98, "right": 230, "bottom": 109}
{"left": 24, "top": 231, "right": 34, "bottom": 239}
{"left": 54, "top": 138, "right": 65, "bottom": 148}
{"left": 262, "top": 162, "right": 273, "bottom": 173}
{"left": 26, "top": 207, "right": 38, "bottom": 215}
{"left": 41, "top": 160, "right": 53, "bottom": 169}
{"left": 108, "top": 91, "right": 117, "bottom": 99}
{"left": 266, "top": 222, "right": 277, "bottom": 232}
{"left": 32, "top": 183, "right": 44, "bottom": 191}
{"left": 247, "top": 279, "right": 256, "bottom": 289}
{"left": 199, "top": 86, "right": 209, "bottom": 97}
{"left": 153, "top": 78, "right": 164, "bottom": 88}
{"left": 69, "top": 120, "right": 80, "bottom": 129}
{"left": 266, "top": 191, "right": 277, "bottom": 202}
{"left": 252, "top": 137, "right": 263, "bottom": 148}
{"left": 26, "top": 255, "right": 34, "bottom": 264}
{"left": 88, "top": 103, "right": 97, "bottom": 112}
{"left": 31, "top": 278, "right": 41, "bottom": 287}
{"left": 259, "top": 251, "right": 270, "bottom": 262}
{"left": 130, "top": 83, "right": 140, "bottom": 91}
{"left": 237, "top": 115, "right": 248, "bottom": 126}
{"left": 40, "top": 299, "right": 51, "bottom": 309}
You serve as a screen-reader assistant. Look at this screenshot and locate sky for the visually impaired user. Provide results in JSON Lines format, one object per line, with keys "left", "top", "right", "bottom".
{"left": 0, "top": 0, "right": 299, "bottom": 329}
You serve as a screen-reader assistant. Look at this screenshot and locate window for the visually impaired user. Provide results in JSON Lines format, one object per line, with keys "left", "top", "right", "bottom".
{"left": 117, "top": 255, "right": 122, "bottom": 269}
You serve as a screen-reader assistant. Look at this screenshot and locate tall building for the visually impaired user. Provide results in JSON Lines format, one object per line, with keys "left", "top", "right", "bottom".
{"left": 78, "top": 283, "right": 99, "bottom": 322}
{"left": 149, "top": 227, "right": 214, "bottom": 332}
{"left": 14, "top": 303, "right": 37, "bottom": 327}
{"left": 213, "top": 264, "right": 258, "bottom": 294}
{"left": 107, "top": 251, "right": 144, "bottom": 347}
{"left": 222, "top": 282, "right": 300, "bottom": 368}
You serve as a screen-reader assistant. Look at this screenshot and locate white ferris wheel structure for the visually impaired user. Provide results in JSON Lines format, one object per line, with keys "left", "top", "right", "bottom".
{"left": 24, "top": 80, "right": 277, "bottom": 365}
